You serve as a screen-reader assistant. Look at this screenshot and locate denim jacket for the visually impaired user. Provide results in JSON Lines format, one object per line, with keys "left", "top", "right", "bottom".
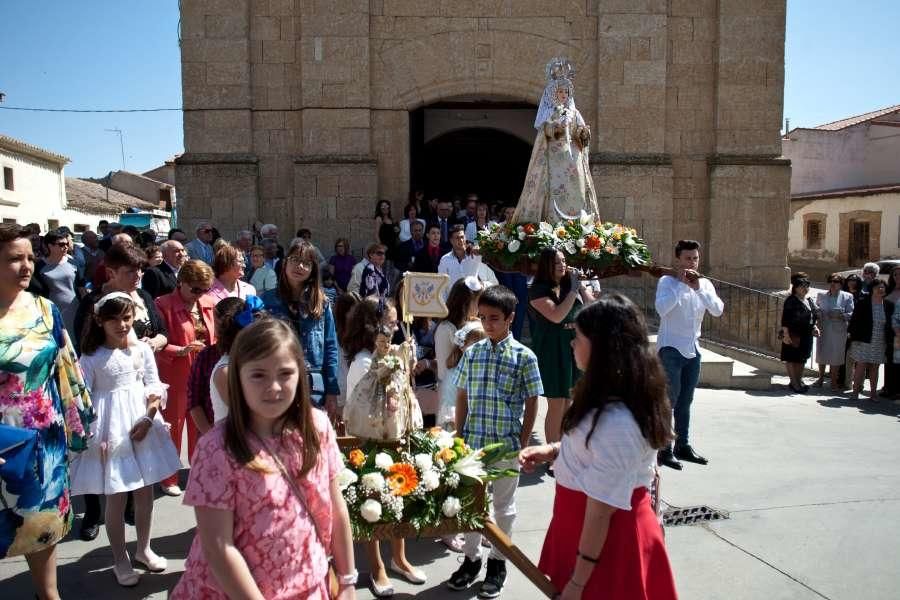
{"left": 260, "top": 290, "right": 340, "bottom": 396}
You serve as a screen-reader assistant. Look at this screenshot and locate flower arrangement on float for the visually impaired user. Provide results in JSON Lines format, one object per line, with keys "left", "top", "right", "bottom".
{"left": 338, "top": 427, "right": 518, "bottom": 540}
{"left": 477, "top": 211, "right": 655, "bottom": 278}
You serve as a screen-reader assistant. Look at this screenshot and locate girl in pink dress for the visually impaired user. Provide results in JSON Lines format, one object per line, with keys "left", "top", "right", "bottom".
{"left": 171, "top": 318, "right": 357, "bottom": 599}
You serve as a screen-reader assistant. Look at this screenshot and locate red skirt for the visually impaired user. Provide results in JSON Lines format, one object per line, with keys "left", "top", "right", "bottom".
{"left": 539, "top": 484, "right": 677, "bottom": 600}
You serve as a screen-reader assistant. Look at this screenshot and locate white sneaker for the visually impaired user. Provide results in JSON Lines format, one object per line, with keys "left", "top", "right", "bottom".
{"left": 161, "top": 484, "right": 182, "bottom": 497}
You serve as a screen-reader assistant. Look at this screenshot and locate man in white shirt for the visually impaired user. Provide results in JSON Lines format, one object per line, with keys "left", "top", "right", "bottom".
{"left": 438, "top": 226, "right": 497, "bottom": 296}
{"left": 654, "top": 239, "right": 724, "bottom": 470}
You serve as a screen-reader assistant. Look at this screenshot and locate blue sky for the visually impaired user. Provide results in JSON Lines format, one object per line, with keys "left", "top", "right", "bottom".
{"left": 1, "top": 1, "right": 899, "bottom": 177}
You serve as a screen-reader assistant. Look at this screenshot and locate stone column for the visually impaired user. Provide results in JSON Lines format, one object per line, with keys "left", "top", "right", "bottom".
{"left": 177, "top": 0, "right": 258, "bottom": 239}
{"left": 707, "top": 0, "right": 790, "bottom": 288}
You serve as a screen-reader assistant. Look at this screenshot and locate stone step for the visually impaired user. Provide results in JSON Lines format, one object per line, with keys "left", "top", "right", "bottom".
{"left": 649, "top": 336, "right": 774, "bottom": 390}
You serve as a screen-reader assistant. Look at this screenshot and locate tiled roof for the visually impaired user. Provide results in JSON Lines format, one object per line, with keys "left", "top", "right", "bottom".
{"left": 791, "top": 182, "right": 900, "bottom": 201}
{"left": 0, "top": 133, "right": 70, "bottom": 165}
{"left": 65, "top": 177, "right": 158, "bottom": 216}
{"left": 813, "top": 104, "right": 900, "bottom": 131}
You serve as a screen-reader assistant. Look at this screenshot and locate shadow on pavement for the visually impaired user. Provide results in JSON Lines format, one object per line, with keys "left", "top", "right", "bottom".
{"left": 817, "top": 395, "right": 900, "bottom": 418}
{"left": 3, "top": 529, "right": 194, "bottom": 599}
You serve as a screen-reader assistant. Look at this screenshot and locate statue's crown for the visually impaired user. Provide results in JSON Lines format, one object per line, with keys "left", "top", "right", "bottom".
{"left": 545, "top": 57, "right": 576, "bottom": 83}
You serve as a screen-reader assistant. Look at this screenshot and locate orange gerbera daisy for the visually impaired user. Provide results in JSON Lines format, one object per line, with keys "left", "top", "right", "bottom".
{"left": 348, "top": 449, "right": 366, "bottom": 468}
{"left": 386, "top": 463, "right": 419, "bottom": 496}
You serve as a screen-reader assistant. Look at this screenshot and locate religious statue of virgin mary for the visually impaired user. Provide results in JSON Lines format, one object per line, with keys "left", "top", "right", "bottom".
{"left": 512, "top": 58, "right": 600, "bottom": 223}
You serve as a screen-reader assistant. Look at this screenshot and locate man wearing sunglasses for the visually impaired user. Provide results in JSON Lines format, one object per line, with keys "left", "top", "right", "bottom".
{"left": 185, "top": 221, "right": 215, "bottom": 265}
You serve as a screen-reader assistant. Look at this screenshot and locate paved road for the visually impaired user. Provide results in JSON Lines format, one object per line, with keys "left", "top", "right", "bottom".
{"left": 2, "top": 385, "right": 898, "bottom": 599}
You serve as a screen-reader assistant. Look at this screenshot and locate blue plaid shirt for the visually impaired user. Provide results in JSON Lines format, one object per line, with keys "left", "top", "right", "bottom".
{"left": 452, "top": 334, "right": 544, "bottom": 451}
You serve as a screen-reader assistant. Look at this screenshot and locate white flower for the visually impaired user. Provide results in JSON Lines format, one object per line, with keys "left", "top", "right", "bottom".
{"left": 516, "top": 225, "right": 524, "bottom": 232}
{"left": 337, "top": 468, "right": 358, "bottom": 491}
{"left": 451, "top": 451, "right": 487, "bottom": 483}
{"left": 579, "top": 211, "right": 595, "bottom": 234}
{"left": 361, "top": 472, "right": 386, "bottom": 492}
{"left": 576, "top": 238, "right": 585, "bottom": 248}
{"left": 414, "top": 453, "right": 433, "bottom": 471}
{"left": 375, "top": 452, "right": 394, "bottom": 470}
{"left": 518, "top": 231, "right": 526, "bottom": 240}
{"left": 442, "top": 496, "right": 462, "bottom": 518}
{"left": 564, "top": 241, "right": 577, "bottom": 255}
{"left": 446, "top": 472, "right": 460, "bottom": 489}
{"left": 433, "top": 429, "right": 455, "bottom": 449}
{"left": 422, "top": 469, "right": 441, "bottom": 491}
{"left": 507, "top": 239, "right": 521, "bottom": 253}
{"left": 538, "top": 222, "right": 554, "bottom": 235}
{"left": 360, "top": 499, "right": 383, "bottom": 523}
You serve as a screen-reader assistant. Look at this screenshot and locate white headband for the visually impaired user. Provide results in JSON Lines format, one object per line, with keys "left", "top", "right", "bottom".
{"left": 463, "top": 275, "right": 484, "bottom": 292}
{"left": 453, "top": 322, "right": 484, "bottom": 348}
{"left": 94, "top": 292, "right": 133, "bottom": 314}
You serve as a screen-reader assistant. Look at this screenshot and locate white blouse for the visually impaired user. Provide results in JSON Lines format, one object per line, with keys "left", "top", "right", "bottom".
{"left": 553, "top": 402, "right": 657, "bottom": 510}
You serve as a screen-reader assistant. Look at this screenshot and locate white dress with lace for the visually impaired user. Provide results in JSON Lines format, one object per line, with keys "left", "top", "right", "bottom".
{"left": 69, "top": 341, "right": 182, "bottom": 495}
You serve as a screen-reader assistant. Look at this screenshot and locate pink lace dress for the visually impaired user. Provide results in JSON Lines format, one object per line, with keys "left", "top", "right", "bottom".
{"left": 170, "top": 410, "right": 342, "bottom": 599}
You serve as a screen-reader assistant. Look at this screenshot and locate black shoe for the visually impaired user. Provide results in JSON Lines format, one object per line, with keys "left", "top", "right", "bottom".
{"left": 674, "top": 444, "right": 708, "bottom": 465}
{"left": 447, "top": 556, "right": 482, "bottom": 591}
{"left": 657, "top": 449, "right": 682, "bottom": 471}
{"left": 546, "top": 463, "right": 555, "bottom": 478}
{"left": 478, "top": 558, "right": 507, "bottom": 598}
{"left": 79, "top": 517, "right": 100, "bottom": 541}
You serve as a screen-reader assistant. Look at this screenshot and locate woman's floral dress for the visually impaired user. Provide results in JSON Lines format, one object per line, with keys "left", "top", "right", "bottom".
{"left": 0, "top": 293, "right": 93, "bottom": 558}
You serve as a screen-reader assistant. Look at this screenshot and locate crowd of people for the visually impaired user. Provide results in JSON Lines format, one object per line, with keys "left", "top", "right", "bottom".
{"left": 0, "top": 206, "right": 739, "bottom": 600}
{"left": 779, "top": 263, "right": 899, "bottom": 400}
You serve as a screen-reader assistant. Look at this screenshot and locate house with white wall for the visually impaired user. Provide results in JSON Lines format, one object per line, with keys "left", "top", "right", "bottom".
{"left": 0, "top": 133, "right": 157, "bottom": 234}
{"left": 783, "top": 105, "right": 900, "bottom": 272}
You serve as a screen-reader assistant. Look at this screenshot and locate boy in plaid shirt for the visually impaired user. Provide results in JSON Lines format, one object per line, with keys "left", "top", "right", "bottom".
{"left": 448, "top": 285, "right": 543, "bottom": 598}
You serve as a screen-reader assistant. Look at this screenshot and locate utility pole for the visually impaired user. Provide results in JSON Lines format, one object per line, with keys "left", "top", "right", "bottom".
{"left": 104, "top": 127, "right": 126, "bottom": 170}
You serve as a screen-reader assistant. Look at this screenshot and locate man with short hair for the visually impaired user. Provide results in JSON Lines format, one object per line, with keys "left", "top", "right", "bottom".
{"left": 438, "top": 225, "right": 497, "bottom": 293}
{"left": 433, "top": 201, "right": 455, "bottom": 245}
{"left": 185, "top": 221, "right": 214, "bottom": 264}
{"left": 235, "top": 229, "right": 254, "bottom": 277}
{"left": 655, "top": 240, "right": 724, "bottom": 470}
{"left": 296, "top": 228, "right": 326, "bottom": 264}
{"left": 462, "top": 194, "right": 478, "bottom": 224}
{"left": 143, "top": 240, "right": 187, "bottom": 298}
{"left": 395, "top": 220, "right": 427, "bottom": 272}
{"left": 97, "top": 219, "right": 110, "bottom": 238}
{"left": 92, "top": 232, "right": 136, "bottom": 288}
{"left": 861, "top": 262, "right": 880, "bottom": 295}
{"left": 261, "top": 238, "right": 280, "bottom": 270}
{"left": 168, "top": 228, "right": 188, "bottom": 243}
{"left": 260, "top": 223, "right": 285, "bottom": 259}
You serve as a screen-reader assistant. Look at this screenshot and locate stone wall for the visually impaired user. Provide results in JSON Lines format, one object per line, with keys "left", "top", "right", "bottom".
{"left": 177, "top": 0, "right": 790, "bottom": 288}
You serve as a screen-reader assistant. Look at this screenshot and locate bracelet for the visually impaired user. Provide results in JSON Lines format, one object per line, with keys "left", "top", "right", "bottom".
{"left": 577, "top": 550, "right": 599, "bottom": 563}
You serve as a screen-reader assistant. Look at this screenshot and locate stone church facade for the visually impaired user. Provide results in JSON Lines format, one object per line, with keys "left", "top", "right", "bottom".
{"left": 176, "top": 0, "right": 790, "bottom": 288}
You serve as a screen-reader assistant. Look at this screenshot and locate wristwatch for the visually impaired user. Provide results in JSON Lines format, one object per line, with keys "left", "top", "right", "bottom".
{"left": 337, "top": 569, "right": 358, "bottom": 586}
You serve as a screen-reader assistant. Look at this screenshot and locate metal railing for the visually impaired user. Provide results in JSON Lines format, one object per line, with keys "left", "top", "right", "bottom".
{"left": 599, "top": 275, "right": 786, "bottom": 357}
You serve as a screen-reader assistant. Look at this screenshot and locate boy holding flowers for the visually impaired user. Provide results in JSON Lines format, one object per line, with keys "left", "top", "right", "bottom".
{"left": 447, "top": 285, "right": 543, "bottom": 598}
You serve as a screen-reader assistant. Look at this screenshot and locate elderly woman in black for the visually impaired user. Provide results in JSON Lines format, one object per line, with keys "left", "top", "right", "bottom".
{"left": 848, "top": 279, "right": 895, "bottom": 401}
{"left": 780, "top": 272, "right": 819, "bottom": 394}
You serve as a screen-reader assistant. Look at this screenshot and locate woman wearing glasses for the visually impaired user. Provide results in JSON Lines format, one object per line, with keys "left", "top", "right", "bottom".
{"left": 261, "top": 240, "right": 341, "bottom": 421}
{"left": 29, "top": 230, "right": 86, "bottom": 340}
{"left": 155, "top": 260, "right": 218, "bottom": 496}
{"left": 360, "top": 243, "right": 390, "bottom": 299}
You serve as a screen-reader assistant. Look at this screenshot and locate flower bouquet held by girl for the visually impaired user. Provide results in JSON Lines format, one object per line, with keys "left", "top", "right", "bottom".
{"left": 343, "top": 325, "right": 423, "bottom": 441}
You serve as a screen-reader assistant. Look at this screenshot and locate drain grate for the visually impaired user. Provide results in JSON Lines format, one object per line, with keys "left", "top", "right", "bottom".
{"left": 661, "top": 505, "right": 729, "bottom": 527}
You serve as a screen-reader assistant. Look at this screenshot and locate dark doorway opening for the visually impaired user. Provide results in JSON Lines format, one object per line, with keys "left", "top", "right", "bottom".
{"left": 849, "top": 220, "right": 870, "bottom": 265}
{"left": 409, "top": 103, "right": 535, "bottom": 207}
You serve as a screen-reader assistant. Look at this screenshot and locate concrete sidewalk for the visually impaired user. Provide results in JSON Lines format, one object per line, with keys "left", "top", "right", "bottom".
{"left": 2, "top": 386, "right": 898, "bottom": 599}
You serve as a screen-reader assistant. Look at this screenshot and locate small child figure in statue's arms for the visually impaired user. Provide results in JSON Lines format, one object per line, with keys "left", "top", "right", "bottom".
{"left": 345, "top": 325, "right": 423, "bottom": 441}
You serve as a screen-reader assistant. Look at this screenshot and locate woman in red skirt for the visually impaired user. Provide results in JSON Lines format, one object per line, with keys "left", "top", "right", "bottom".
{"left": 520, "top": 293, "right": 678, "bottom": 600}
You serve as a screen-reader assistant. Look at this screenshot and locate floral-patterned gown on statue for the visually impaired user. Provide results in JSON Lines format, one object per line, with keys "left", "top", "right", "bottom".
{"left": 0, "top": 293, "right": 93, "bottom": 558}
{"left": 513, "top": 58, "right": 600, "bottom": 223}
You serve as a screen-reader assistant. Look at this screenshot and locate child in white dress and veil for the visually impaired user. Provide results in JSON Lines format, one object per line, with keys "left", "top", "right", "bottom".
{"left": 69, "top": 292, "right": 181, "bottom": 587}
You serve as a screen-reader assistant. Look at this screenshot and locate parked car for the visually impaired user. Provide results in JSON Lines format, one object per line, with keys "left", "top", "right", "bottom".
{"left": 836, "top": 259, "right": 900, "bottom": 282}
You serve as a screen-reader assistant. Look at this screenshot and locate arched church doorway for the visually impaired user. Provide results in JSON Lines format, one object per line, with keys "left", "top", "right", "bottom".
{"left": 409, "top": 100, "right": 536, "bottom": 207}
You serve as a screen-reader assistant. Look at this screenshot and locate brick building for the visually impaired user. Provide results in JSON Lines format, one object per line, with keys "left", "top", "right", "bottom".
{"left": 176, "top": 0, "right": 790, "bottom": 288}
